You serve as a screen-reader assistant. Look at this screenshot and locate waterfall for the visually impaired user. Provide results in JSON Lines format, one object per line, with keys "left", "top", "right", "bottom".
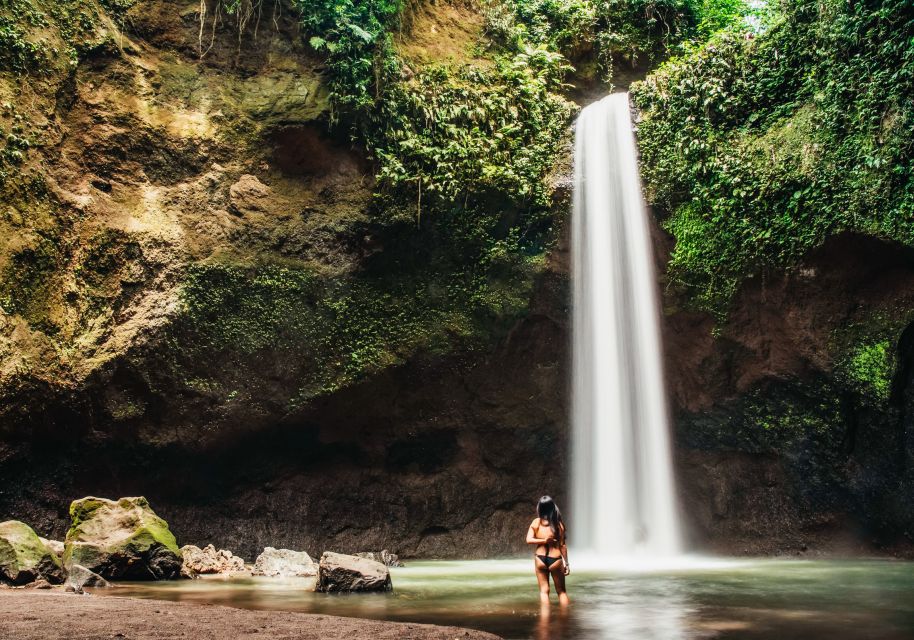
{"left": 570, "top": 93, "right": 682, "bottom": 559}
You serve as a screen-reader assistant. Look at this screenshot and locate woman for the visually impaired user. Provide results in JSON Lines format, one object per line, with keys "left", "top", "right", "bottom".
{"left": 526, "top": 495, "right": 570, "bottom": 606}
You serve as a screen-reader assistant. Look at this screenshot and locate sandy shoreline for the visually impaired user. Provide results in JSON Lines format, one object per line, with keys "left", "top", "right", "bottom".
{"left": 0, "top": 589, "right": 501, "bottom": 640}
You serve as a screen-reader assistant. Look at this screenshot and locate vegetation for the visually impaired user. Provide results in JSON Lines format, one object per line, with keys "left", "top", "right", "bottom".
{"left": 633, "top": 0, "right": 914, "bottom": 315}
{"left": 177, "top": 257, "right": 535, "bottom": 402}
{"left": 831, "top": 314, "right": 910, "bottom": 404}
{"left": 177, "top": 0, "right": 760, "bottom": 403}
{"left": 284, "top": 0, "right": 574, "bottom": 234}
{"left": 841, "top": 341, "right": 894, "bottom": 403}
{"left": 0, "top": 0, "right": 135, "bottom": 73}
{"left": 178, "top": 0, "right": 578, "bottom": 402}
{"left": 486, "top": 0, "right": 760, "bottom": 81}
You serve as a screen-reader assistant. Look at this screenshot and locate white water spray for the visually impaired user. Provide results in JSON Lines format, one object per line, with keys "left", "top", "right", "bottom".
{"left": 570, "top": 93, "right": 682, "bottom": 560}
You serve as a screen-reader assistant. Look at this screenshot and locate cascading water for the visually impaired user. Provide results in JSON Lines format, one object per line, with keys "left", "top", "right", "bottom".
{"left": 570, "top": 92, "right": 682, "bottom": 560}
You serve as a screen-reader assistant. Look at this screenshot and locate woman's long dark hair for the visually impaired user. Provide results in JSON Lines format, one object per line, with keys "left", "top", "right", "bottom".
{"left": 537, "top": 495, "right": 565, "bottom": 545}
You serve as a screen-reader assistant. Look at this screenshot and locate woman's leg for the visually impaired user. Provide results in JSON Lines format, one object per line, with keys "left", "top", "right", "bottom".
{"left": 534, "top": 558, "right": 551, "bottom": 604}
{"left": 550, "top": 563, "right": 570, "bottom": 606}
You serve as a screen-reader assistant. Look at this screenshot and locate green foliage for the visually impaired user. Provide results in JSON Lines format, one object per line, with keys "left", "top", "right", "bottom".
{"left": 633, "top": 0, "right": 914, "bottom": 314}
{"left": 262, "top": 0, "right": 572, "bottom": 355}
{"left": 487, "top": 0, "right": 756, "bottom": 81}
{"left": 0, "top": 0, "right": 53, "bottom": 73}
{"left": 841, "top": 341, "right": 894, "bottom": 402}
{"left": 294, "top": 0, "right": 403, "bottom": 116}
{"left": 484, "top": 0, "right": 596, "bottom": 57}
{"left": 372, "top": 56, "right": 572, "bottom": 213}
{"left": 0, "top": 0, "right": 134, "bottom": 74}
{"left": 831, "top": 314, "right": 910, "bottom": 404}
{"left": 287, "top": 0, "right": 573, "bottom": 230}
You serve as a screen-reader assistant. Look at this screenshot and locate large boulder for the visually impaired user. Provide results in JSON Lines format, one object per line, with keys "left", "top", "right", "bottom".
{"left": 0, "top": 521, "right": 65, "bottom": 585}
{"left": 252, "top": 547, "right": 317, "bottom": 577}
{"left": 181, "top": 544, "right": 245, "bottom": 577}
{"left": 63, "top": 497, "right": 182, "bottom": 580}
{"left": 317, "top": 551, "right": 392, "bottom": 593}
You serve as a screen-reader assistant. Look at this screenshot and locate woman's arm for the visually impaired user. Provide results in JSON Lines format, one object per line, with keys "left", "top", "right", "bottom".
{"left": 560, "top": 524, "right": 570, "bottom": 575}
{"left": 526, "top": 521, "right": 554, "bottom": 546}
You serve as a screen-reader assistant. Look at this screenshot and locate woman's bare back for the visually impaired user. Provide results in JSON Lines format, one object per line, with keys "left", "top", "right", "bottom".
{"left": 530, "top": 518, "right": 563, "bottom": 558}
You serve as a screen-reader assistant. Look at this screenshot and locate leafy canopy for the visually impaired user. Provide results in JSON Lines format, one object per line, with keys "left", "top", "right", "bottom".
{"left": 633, "top": 0, "right": 914, "bottom": 314}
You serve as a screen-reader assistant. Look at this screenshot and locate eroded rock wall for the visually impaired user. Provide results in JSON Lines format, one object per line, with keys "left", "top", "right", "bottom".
{"left": 665, "top": 234, "right": 914, "bottom": 555}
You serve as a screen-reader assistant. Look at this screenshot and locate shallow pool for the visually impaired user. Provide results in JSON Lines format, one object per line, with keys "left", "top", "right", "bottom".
{"left": 96, "top": 557, "right": 914, "bottom": 639}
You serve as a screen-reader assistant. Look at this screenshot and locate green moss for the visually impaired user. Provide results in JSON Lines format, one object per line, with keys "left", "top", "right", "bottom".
{"left": 489, "top": 0, "right": 759, "bottom": 83}
{"left": 65, "top": 497, "right": 180, "bottom": 557}
{"left": 841, "top": 341, "right": 893, "bottom": 402}
{"left": 678, "top": 377, "right": 851, "bottom": 509}
{"left": 830, "top": 311, "right": 913, "bottom": 405}
{"left": 0, "top": 520, "right": 62, "bottom": 585}
{"left": 0, "top": 0, "right": 132, "bottom": 74}
{"left": 682, "top": 379, "right": 843, "bottom": 453}
{"left": 172, "top": 250, "right": 538, "bottom": 409}
{"left": 67, "top": 497, "right": 107, "bottom": 536}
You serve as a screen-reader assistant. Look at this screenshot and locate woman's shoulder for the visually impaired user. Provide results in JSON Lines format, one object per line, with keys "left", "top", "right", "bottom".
{"left": 530, "top": 517, "right": 541, "bottom": 527}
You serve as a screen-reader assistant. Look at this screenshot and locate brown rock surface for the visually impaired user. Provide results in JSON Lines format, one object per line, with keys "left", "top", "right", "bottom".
{"left": 664, "top": 233, "right": 914, "bottom": 555}
{"left": 0, "top": 0, "right": 567, "bottom": 562}
{"left": 182, "top": 544, "right": 245, "bottom": 577}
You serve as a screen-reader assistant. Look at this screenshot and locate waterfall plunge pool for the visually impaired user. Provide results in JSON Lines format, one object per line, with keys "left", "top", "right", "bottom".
{"left": 95, "top": 558, "right": 914, "bottom": 639}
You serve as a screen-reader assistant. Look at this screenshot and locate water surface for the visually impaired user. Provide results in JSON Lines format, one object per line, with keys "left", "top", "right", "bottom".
{"left": 97, "top": 558, "right": 914, "bottom": 639}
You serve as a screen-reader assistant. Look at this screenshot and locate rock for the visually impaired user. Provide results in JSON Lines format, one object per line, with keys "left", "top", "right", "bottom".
{"left": 39, "top": 538, "right": 65, "bottom": 559}
{"left": 0, "top": 521, "right": 65, "bottom": 586}
{"left": 252, "top": 547, "right": 317, "bottom": 577}
{"left": 317, "top": 552, "right": 391, "bottom": 593}
{"left": 181, "top": 544, "right": 245, "bottom": 577}
{"left": 26, "top": 579, "right": 52, "bottom": 589}
{"left": 228, "top": 174, "right": 275, "bottom": 216}
{"left": 66, "top": 564, "right": 111, "bottom": 589}
{"left": 63, "top": 497, "right": 182, "bottom": 580}
{"left": 353, "top": 550, "right": 403, "bottom": 567}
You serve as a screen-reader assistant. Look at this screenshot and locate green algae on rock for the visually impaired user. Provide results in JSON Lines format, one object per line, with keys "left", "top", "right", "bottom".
{"left": 0, "top": 520, "right": 64, "bottom": 585}
{"left": 63, "top": 497, "right": 182, "bottom": 580}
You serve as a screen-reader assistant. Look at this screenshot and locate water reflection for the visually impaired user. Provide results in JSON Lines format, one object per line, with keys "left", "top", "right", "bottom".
{"left": 95, "top": 559, "right": 914, "bottom": 640}
{"left": 563, "top": 575, "right": 692, "bottom": 640}
{"left": 535, "top": 601, "right": 570, "bottom": 640}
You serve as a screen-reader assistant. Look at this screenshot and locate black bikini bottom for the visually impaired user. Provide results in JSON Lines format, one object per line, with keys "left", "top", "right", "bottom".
{"left": 537, "top": 555, "right": 561, "bottom": 569}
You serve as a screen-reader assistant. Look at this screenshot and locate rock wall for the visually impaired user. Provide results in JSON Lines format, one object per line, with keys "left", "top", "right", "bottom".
{"left": 0, "top": 291, "right": 567, "bottom": 560}
{"left": 0, "top": 0, "right": 568, "bottom": 559}
{"left": 665, "top": 233, "right": 914, "bottom": 555}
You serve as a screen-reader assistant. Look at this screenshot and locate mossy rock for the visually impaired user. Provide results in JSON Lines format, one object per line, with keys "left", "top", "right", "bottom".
{"left": 0, "top": 520, "right": 65, "bottom": 585}
{"left": 63, "top": 496, "right": 182, "bottom": 580}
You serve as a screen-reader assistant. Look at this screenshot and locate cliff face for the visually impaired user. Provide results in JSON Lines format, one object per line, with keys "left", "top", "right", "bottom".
{"left": 0, "top": 0, "right": 571, "bottom": 558}
{"left": 2, "top": 0, "right": 913, "bottom": 561}
{"left": 666, "top": 233, "right": 914, "bottom": 555}
{"left": 635, "top": 0, "right": 914, "bottom": 555}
